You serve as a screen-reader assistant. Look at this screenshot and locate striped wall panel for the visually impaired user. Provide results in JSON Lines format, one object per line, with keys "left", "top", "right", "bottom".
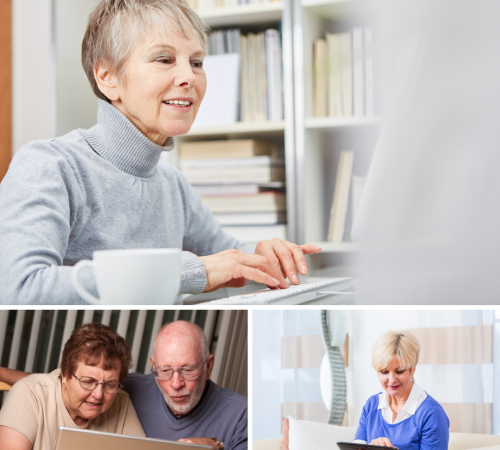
{"left": 409, "top": 325, "right": 492, "bottom": 365}
{"left": 0, "top": 310, "right": 248, "bottom": 406}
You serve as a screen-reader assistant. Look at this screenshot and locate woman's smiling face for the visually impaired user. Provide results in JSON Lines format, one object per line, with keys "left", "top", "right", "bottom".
{"left": 98, "top": 25, "right": 207, "bottom": 145}
{"left": 61, "top": 361, "right": 121, "bottom": 425}
{"left": 378, "top": 356, "right": 415, "bottom": 398}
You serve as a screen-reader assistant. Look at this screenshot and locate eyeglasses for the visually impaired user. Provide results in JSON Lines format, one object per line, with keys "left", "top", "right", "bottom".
{"left": 152, "top": 358, "right": 208, "bottom": 381}
{"left": 71, "top": 372, "right": 122, "bottom": 394}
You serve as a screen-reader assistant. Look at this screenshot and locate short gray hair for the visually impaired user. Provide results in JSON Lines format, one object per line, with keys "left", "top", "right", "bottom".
{"left": 155, "top": 320, "right": 210, "bottom": 361}
{"left": 82, "top": 0, "right": 208, "bottom": 102}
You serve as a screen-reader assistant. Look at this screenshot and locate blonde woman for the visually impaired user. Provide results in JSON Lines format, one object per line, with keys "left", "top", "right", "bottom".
{"left": 354, "top": 331, "right": 449, "bottom": 449}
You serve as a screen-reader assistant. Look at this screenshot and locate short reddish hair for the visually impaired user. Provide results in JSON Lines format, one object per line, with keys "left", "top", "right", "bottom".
{"left": 60, "top": 322, "right": 132, "bottom": 383}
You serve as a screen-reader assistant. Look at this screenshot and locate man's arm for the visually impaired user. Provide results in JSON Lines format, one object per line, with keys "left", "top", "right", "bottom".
{"left": 178, "top": 438, "right": 218, "bottom": 450}
{"left": 0, "top": 367, "right": 30, "bottom": 386}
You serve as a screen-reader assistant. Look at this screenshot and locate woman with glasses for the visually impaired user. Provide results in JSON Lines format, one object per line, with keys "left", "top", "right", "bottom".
{"left": 0, "top": 323, "right": 145, "bottom": 450}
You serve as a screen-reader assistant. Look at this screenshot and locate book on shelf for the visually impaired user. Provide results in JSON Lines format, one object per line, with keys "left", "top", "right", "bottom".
{"left": 179, "top": 138, "right": 287, "bottom": 230}
{"left": 364, "top": 28, "right": 374, "bottom": 116}
{"left": 214, "top": 211, "right": 286, "bottom": 225}
{"left": 192, "top": 182, "right": 284, "bottom": 196}
{"left": 201, "top": 191, "right": 286, "bottom": 212}
{"left": 208, "top": 29, "right": 241, "bottom": 55}
{"left": 222, "top": 224, "right": 287, "bottom": 244}
{"left": 179, "top": 139, "right": 279, "bottom": 159}
{"left": 192, "top": 53, "right": 240, "bottom": 128}
{"left": 206, "top": 27, "right": 283, "bottom": 123}
{"left": 184, "top": 166, "right": 285, "bottom": 184}
{"left": 314, "top": 38, "right": 328, "bottom": 117}
{"left": 352, "top": 27, "right": 364, "bottom": 117}
{"left": 314, "top": 27, "right": 375, "bottom": 118}
{"left": 265, "top": 29, "right": 283, "bottom": 121}
{"left": 179, "top": 155, "right": 284, "bottom": 169}
{"left": 327, "top": 150, "right": 354, "bottom": 242}
{"left": 326, "top": 33, "right": 341, "bottom": 117}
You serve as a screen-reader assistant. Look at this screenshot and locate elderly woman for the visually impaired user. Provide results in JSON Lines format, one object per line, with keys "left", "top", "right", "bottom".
{"left": 0, "top": 323, "right": 145, "bottom": 450}
{"left": 0, "top": 0, "right": 320, "bottom": 304}
{"left": 354, "top": 331, "right": 449, "bottom": 449}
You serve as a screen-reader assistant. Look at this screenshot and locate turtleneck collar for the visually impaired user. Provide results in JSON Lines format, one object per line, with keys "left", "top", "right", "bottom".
{"left": 80, "top": 99, "right": 175, "bottom": 178}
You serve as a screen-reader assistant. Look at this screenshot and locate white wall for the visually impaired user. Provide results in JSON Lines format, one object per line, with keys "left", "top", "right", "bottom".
{"left": 55, "top": 0, "right": 100, "bottom": 136}
{"left": 13, "top": 0, "right": 54, "bottom": 152}
{"left": 12, "top": 0, "right": 100, "bottom": 154}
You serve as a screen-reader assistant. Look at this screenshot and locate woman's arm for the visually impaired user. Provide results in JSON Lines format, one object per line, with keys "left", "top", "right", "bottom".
{"left": 176, "top": 169, "right": 321, "bottom": 293}
{"left": 354, "top": 401, "right": 369, "bottom": 442}
{"left": 0, "top": 144, "right": 97, "bottom": 304}
{"left": 0, "top": 426, "right": 32, "bottom": 450}
{"left": 419, "top": 406, "right": 450, "bottom": 450}
{"left": 0, "top": 380, "right": 39, "bottom": 449}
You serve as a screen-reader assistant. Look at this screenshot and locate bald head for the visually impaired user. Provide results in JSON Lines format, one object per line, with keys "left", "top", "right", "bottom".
{"left": 153, "top": 321, "right": 209, "bottom": 364}
{"left": 151, "top": 321, "right": 214, "bottom": 416}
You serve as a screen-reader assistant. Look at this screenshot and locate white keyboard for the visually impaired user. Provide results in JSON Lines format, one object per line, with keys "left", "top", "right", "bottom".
{"left": 204, "top": 277, "right": 353, "bottom": 305}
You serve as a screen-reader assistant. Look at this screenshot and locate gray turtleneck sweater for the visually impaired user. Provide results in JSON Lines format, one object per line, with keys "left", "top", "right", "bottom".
{"left": 0, "top": 100, "right": 249, "bottom": 304}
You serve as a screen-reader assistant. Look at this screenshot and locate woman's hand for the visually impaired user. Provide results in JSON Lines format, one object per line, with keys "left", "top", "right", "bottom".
{"left": 370, "top": 438, "right": 398, "bottom": 448}
{"left": 200, "top": 249, "right": 285, "bottom": 292}
{"left": 254, "top": 238, "right": 322, "bottom": 287}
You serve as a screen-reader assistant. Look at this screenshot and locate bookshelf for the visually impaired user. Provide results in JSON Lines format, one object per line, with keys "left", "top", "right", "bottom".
{"left": 293, "top": 0, "right": 382, "bottom": 262}
{"left": 175, "top": 0, "right": 381, "bottom": 261}
{"left": 174, "top": 0, "right": 297, "bottom": 245}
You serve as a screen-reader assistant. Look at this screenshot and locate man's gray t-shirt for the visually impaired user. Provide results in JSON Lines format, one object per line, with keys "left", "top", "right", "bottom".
{"left": 123, "top": 373, "right": 247, "bottom": 450}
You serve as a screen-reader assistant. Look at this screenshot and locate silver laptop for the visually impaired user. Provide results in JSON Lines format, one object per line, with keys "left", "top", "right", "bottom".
{"left": 56, "top": 427, "right": 214, "bottom": 450}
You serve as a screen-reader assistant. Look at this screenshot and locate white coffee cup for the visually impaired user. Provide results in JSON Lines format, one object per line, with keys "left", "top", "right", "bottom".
{"left": 72, "top": 248, "right": 182, "bottom": 305}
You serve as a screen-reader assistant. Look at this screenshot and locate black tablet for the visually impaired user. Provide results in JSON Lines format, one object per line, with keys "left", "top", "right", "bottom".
{"left": 337, "top": 441, "right": 398, "bottom": 450}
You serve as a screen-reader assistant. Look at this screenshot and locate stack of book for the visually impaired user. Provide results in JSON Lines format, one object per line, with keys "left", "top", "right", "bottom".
{"left": 207, "top": 28, "right": 283, "bottom": 122}
{"left": 314, "top": 27, "right": 374, "bottom": 118}
{"left": 179, "top": 139, "right": 287, "bottom": 244}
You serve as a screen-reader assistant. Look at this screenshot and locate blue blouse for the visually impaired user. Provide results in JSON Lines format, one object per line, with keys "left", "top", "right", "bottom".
{"left": 354, "top": 393, "right": 449, "bottom": 450}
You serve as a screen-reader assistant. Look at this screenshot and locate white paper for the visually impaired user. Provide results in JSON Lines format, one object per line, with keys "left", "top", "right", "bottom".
{"left": 192, "top": 53, "right": 240, "bottom": 128}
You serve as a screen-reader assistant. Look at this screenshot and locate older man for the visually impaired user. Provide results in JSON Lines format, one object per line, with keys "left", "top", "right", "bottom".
{"left": 0, "top": 321, "right": 247, "bottom": 450}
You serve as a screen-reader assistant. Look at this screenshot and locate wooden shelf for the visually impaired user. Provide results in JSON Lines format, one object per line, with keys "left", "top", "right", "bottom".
{"left": 187, "top": 120, "right": 285, "bottom": 136}
{"left": 311, "top": 241, "right": 360, "bottom": 253}
{"left": 305, "top": 115, "right": 382, "bottom": 129}
{"left": 196, "top": 2, "right": 283, "bottom": 27}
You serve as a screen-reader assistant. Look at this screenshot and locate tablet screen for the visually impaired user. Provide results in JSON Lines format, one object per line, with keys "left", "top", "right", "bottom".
{"left": 337, "top": 441, "right": 398, "bottom": 450}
